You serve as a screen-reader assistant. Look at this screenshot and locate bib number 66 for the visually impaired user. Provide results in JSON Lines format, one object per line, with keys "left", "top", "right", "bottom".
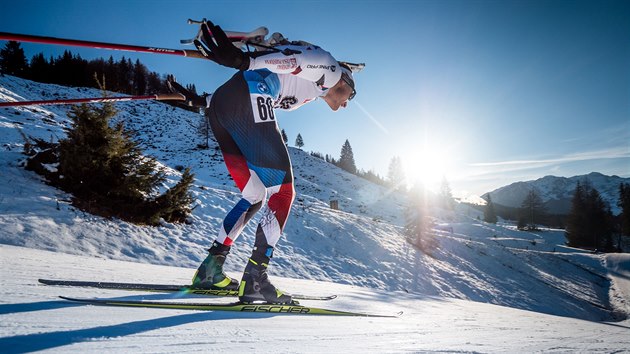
{"left": 252, "top": 95, "right": 275, "bottom": 123}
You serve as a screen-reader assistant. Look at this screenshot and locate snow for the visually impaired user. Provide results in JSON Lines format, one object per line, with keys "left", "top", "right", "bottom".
{"left": 1, "top": 75, "right": 630, "bottom": 352}
{"left": 1, "top": 244, "right": 629, "bottom": 353}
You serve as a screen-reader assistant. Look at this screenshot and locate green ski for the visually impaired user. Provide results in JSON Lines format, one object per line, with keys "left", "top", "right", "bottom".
{"left": 59, "top": 296, "right": 402, "bottom": 317}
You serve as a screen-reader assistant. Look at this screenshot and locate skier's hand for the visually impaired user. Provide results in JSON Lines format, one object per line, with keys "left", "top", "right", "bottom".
{"left": 166, "top": 75, "right": 206, "bottom": 108}
{"left": 195, "top": 20, "right": 250, "bottom": 71}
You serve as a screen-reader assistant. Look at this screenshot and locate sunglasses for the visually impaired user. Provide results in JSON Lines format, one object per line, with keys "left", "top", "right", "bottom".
{"left": 340, "top": 74, "right": 356, "bottom": 101}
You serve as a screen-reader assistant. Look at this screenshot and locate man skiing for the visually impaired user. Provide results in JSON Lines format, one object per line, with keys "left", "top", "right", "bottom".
{"left": 169, "top": 20, "right": 357, "bottom": 305}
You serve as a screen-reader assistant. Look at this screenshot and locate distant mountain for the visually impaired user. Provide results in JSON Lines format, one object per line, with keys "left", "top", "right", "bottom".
{"left": 483, "top": 172, "right": 630, "bottom": 215}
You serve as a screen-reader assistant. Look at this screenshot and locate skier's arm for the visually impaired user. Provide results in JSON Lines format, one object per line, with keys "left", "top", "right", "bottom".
{"left": 247, "top": 47, "right": 342, "bottom": 89}
{"left": 166, "top": 75, "right": 207, "bottom": 108}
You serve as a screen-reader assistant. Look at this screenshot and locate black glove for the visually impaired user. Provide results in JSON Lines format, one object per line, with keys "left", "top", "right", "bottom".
{"left": 194, "top": 20, "right": 250, "bottom": 71}
{"left": 166, "top": 75, "right": 206, "bottom": 108}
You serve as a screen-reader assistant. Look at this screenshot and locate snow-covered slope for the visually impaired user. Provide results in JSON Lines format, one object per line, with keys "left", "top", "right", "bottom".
{"left": 484, "top": 173, "right": 629, "bottom": 215}
{"left": 1, "top": 75, "right": 629, "bottom": 331}
{"left": 1, "top": 244, "right": 629, "bottom": 353}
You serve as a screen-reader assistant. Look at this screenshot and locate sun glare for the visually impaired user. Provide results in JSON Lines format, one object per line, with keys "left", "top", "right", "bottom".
{"left": 401, "top": 149, "right": 451, "bottom": 191}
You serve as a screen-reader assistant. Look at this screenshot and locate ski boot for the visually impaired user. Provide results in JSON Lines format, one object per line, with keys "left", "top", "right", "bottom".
{"left": 238, "top": 247, "right": 293, "bottom": 304}
{"left": 191, "top": 241, "right": 238, "bottom": 290}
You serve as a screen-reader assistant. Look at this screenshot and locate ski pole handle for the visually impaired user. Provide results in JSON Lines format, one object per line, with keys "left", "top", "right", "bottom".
{"left": 187, "top": 18, "right": 206, "bottom": 25}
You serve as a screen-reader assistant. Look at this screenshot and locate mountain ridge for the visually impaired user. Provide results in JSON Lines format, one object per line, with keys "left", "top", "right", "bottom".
{"left": 483, "top": 172, "right": 629, "bottom": 215}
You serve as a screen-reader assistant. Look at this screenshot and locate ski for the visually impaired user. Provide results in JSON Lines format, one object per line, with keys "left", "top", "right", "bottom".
{"left": 59, "top": 296, "right": 402, "bottom": 317}
{"left": 39, "top": 278, "right": 337, "bottom": 301}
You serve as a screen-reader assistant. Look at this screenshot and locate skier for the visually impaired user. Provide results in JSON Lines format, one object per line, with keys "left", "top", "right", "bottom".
{"left": 168, "top": 20, "right": 357, "bottom": 304}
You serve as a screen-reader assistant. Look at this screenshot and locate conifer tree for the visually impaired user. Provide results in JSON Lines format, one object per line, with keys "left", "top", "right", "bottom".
{"left": 133, "top": 59, "right": 148, "bottom": 95}
{"left": 56, "top": 97, "right": 194, "bottom": 224}
{"left": 151, "top": 168, "right": 195, "bottom": 224}
{"left": 117, "top": 57, "right": 133, "bottom": 94}
{"left": 520, "top": 189, "right": 546, "bottom": 230}
{"left": 619, "top": 183, "right": 630, "bottom": 237}
{"left": 295, "top": 133, "right": 304, "bottom": 149}
{"left": 0, "top": 41, "right": 28, "bottom": 77}
{"left": 29, "top": 53, "right": 50, "bottom": 83}
{"left": 566, "top": 180, "right": 614, "bottom": 250}
{"left": 338, "top": 139, "right": 357, "bottom": 174}
{"left": 439, "top": 177, "right": 455, "bottom": 210}
{"left": 387, "top": 156, "right": 406, "bottom": 191}
{"left": 566, "top": 181, "right": 587, "bottom": 246}
{"left": 484, "top": 194, "right": 498, "bottom": 224}
{"left": 58, "top": 101, "right": 165, "bottom": 204}
{"left": 404, "top": 183, "right": 436, "bottom": 254}
{"left": 281, "top": 129, "right": 289, "bottom": 145}
{"left": 53, "top": 50, "right": 75, "bottom": 86}
{"left": 587, "top": 186, "right": 614, "bottom": 250}
{"left": 146, "top": 72, "right": 162, "bottom": 94}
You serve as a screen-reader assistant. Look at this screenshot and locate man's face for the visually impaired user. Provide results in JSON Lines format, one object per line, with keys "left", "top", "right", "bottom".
{"left": 323, "top": 78, "right": 354, "bottom": 111}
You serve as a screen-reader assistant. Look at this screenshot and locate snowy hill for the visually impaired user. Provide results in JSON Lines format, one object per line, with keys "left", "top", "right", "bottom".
{"left": 484, "top": 172, "right": 629, "bottom": 215}
{"left": 2, "top": 74, "right": 630, "bottom": 349}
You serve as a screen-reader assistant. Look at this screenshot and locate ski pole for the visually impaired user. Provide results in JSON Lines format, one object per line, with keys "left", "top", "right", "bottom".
{"left": 0, "top": 93, "right": 185, "bottom": 108}
{"left": 0, "top": 32, "right": 206, "bottom": 59}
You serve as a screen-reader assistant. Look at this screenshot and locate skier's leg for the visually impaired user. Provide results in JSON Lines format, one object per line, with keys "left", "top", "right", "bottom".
{"left": 191, "top": 73, "right": 271, "bottom": 289}
{"left": 221, "top": 71, "right": 295, "bottom": 304}
{"left": 211, "top": 70, "right": 295, "bottom": 251}
{"left": 194, "top": 71, "right": 295, "bottom": 302}
{"left": 191, "top": 111, "right": 266, "bottom": 289}
{"left": 207, "top": 105, "right": 267, "bottom": 247}
{"left": 240, "top": 174, "right": 295, "bottom": 304}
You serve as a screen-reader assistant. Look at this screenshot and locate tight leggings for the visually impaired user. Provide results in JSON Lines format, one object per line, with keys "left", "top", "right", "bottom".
{"left": 206, "top": 70, "right": 295, "bottom": 254}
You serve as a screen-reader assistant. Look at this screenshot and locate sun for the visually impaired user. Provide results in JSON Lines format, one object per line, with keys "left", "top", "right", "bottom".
{"left": 401, "top": 148, "right": 451, "bottom": 191}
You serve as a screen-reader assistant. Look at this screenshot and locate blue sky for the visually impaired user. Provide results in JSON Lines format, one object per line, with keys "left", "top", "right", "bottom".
{"left": 1, "top": 0, "right": 628, "bottom": 197}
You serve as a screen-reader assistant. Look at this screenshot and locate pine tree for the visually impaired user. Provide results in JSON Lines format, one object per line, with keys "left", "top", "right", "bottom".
{"left": 52, "top": 50, "right": 75, "bottom": 86}
{"left": 619, "top": 183, "right": 630, "bottom": 237}
{"left": 338, "top": 139, "right": 357, "bottom": 174}
{"left": 0, "top": 41, "right": 28, "bottom": 77}
{"left": 28, "top": 53, "right": 51, "bottom": 83}
{"left": 56, "top": 98, "right": 194, "bottom": 224}
{"left": 587, "top": 186, "right": 614, "bottom": 250}
{"left": 281, "top": 129, "right": 289, "bottom": 145}
{"left": 484, "top": 194, "right": 498, "bottom": 224}
{"left": 566, "top": 180, "right": 614, "bottom": 250}
{"left": 146, "top": 72, "right": 163, "bottom": 94}
{"left": 133, "top": 59, "right": 148, "bottom": 95}
{"left": 197, "top": 114, "right": 212, "bottom": 149}
{"left": 439, "top": 177, "right": 455, "bottom": 210}
{"left": 117, "top": 57, "right": 133, "bottom": 94}
{"left": 295, "top": 133, "right": 304, "bottom": 149}
{"left": 102, "top": 56, "right": 117, "bottom": 91}
{"left": 151, "top": 168, "right": 195, "bottom": 224}
{"left": 58, "top": 101, "right": 164, "bottom": 203}
{"left": 566, "top": 181, "right": 587, "bottom": 246}
{"left": 520, "top": 189, "right": 546, "bottom": 230}
{"left": 387, "top": 156, "right": 406, "bottom": 191}
{"left": 71, "top": 53, "right": 90, "bottom": 87}
{"left": 404, "top": 183, "right": 436, "bottom": 254}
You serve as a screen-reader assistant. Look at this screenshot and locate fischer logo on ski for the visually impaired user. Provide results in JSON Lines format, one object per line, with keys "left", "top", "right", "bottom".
{"left": 240, "top": 304, "right": 311, "bottom": 314}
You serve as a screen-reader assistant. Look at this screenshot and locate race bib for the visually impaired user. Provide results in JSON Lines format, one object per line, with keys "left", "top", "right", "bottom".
{"left": 251, "top": 94, "right": 276, "bottom": 123}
